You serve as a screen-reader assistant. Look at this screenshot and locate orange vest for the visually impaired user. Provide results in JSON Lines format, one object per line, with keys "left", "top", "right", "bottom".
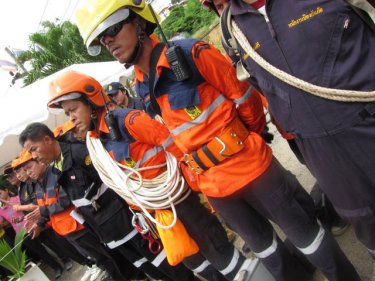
{"left": 37, "top": 190, "right": 84, "bottom": 236}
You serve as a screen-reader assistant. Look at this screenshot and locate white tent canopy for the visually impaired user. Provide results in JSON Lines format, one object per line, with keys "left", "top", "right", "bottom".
{"left": 0, "top": 61, "right": 133, "bottom": 168}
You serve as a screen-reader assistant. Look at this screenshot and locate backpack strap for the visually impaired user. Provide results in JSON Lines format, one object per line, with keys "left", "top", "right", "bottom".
{"left": 220, "top": 4, "right": 251, "bottom": 81}
{"left": 149, "top": 43, "right": 166, "bottom": 116}
{"left": 220, "top": 4, "right": 238, "bottom": 52}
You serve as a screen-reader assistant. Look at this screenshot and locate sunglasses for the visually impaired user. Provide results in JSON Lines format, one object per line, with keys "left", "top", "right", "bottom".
{"left": 99, "top": 14, "right": 135, "bottom": 43}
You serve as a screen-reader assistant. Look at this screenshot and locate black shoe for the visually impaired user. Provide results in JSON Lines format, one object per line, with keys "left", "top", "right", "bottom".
{"left": 54, "top": 268, "right": 63, "bottom": 279}
{"left": 63, "top": 260, "right": 73, "bottom": 271}
{"left": 331, "top": 221, "right": 350, "bottom": 236}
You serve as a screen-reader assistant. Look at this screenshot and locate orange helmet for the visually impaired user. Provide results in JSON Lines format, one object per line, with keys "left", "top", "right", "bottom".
{"left": 11, "top": 150, "right": 33, "bottom": 169}
{"left": 53, "top": 121, "right": 76, "bottom": 138}
{"left": 48, "top": 70, "right": 110, "bottom": 109}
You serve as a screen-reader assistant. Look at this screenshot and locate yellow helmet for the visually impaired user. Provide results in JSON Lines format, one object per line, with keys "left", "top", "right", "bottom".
{"left": 75, "top": 0, "right": 158, "bottom": 56}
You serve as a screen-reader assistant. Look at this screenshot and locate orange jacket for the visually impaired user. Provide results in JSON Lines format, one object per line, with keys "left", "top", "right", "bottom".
{"left": 95, "top": 109, "right": 181, "bottom": 180}
{"left": 136, "top": 39, "right": 273, "bottom": 197}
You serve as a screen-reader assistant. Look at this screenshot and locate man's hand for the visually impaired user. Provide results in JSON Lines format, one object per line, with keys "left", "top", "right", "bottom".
{"left": 24, "top": 208, "right": 42, "bottom": 225}
{"left": 27, "top": 224, "right": 42, "bottom": 239}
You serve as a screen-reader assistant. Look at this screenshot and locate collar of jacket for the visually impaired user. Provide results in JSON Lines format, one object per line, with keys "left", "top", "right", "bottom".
{"left": 230, "top": 0, "right": 266, "bottom": 16}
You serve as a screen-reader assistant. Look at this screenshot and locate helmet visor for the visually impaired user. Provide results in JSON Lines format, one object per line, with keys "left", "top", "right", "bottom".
{"left": 86, "top": 8, "right": 130, "bottom": 52}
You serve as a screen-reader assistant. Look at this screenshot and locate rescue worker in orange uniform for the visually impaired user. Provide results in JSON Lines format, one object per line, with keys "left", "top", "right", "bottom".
{"left": 73, "top": 0, "right": 360, "bottom": 280}
{"left": 46, "top": 70, "right": 252, "bottom": 281}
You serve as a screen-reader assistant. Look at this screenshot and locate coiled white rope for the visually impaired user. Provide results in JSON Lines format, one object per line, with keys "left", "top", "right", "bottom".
{"left": 86, "top": 135, "right": 191, "bottom": 229}
{"left": 231, "top": 21, "right": 375, "bottom": 102}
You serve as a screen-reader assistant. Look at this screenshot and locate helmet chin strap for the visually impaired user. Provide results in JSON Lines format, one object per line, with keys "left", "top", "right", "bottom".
{"left": 124, "top": 20, "right": 146, "bottom": 68}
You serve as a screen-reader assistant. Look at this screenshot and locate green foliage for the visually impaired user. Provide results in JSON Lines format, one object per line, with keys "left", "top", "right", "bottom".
{"left": 18, "top": 21, "right": 114, "bottom": 86}
{"left": 0, "top": 228, "right": 28, "bottom": 279}
{"left": 156, "top": 0, "right": 216, "bottom": 39}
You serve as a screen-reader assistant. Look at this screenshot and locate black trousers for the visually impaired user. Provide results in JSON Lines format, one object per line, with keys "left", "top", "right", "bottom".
{"left": 117, "top": 234, "right": 198, "bottom": 281}
{"left": 295, "top": 110, "right": 375, "bottom": 259}
{"left": 176, "top": 191, "right": 244, "bottom": 281}
{"left": 40, "top": 228, "right": 88, "bottom": 265}
{"left": 208, "top": 158, "right": 360, "bottom": 281}
{"left": 22, "top": 234, "right": 62, "bottom": 271}
{"left": 65, "top": 229, "right": 127, "bottom": 281}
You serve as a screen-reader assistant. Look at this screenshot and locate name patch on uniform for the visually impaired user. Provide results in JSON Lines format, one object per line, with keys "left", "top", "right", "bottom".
{"left": 84, "top": 155, "right": 92, "bottom": 166}
{"left": 288, "top": 7, "right": 324, "bottom": 28}
{"left": 125, "top": 157, "right": 136, "bottom": 168}
{"left": 184, "top": 106, "right": 201, "bottom": 120}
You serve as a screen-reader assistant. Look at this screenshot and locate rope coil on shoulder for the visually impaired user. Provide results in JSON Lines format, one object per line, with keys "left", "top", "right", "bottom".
{"left": 230, "top": 21, "right": 375, "bottom": 102}
{"left": 86, "top": 134, "right": 190, "bottom": 229}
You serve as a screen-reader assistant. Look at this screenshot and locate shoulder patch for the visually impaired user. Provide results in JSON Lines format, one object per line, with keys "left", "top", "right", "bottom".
{"left": 129, "top": 112, "right": 141, "bottom": 125}
{"left": 84, "top": 155, "right": 92, "bottom": 166}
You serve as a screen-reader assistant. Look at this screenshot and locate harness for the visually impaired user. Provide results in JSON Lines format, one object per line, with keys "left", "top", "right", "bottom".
{"left": 148, "top": 39, "right": 250, "bottom": 175}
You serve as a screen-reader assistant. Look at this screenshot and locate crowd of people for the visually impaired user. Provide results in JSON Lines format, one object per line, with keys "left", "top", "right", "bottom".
{"left": 0, "top": 0, "right": 374, "bottom": 281}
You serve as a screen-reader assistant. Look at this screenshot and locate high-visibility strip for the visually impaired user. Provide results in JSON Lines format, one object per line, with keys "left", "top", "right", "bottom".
{"left": 297, "top": 226, "right": 325, "bottom": 255}
{"left": 72, "top": 197, "right": 91, "bottom": 208}
{"left": 171, "top": 95, "right": 226, "bottom": 136}
{"left": 192, "top": 260, "right": 211, "bottom": 273}
{"left": 71, "top": 184, "right": 108, "bottom": 207}
{"left": 151, "top": 250, "right": 167, "bottom": 267}
{"left": 130, "top": 146, "right": 163, "bottom": 172}
{"left": 133, "top": 257, "right": 148, "bottom": 268}
{"left": 106, "top": 229, "right": 138, "bottom": 249}
{"left": 220, "top": 248, "right": 240, "bottom": 275}
{"left": 161, "top": 135, "right": 174, "bottom": 150}
{"left": 253, "top": 232, "right": 278, "bottom": 259}
{"left": 368, "top": 247, "right": 375, "bottom": 256}
{"left": 233, "top": 85, "right": 253, "bottom": 105}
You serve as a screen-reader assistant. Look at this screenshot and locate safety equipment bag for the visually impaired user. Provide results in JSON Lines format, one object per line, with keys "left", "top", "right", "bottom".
{"left": 155, "top": 209, "right": 199, "bottom": 265}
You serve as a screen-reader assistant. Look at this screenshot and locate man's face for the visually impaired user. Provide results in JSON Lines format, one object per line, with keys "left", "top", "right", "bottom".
{"left": 14, "top": 167, "right": 29, "bottom": 182}
{"left": 213, "top": 0, "right": 230, "bottom": 15}
{"left": 23, "top": 136, "right": 55, "bottom": 165}
{"left": 0, "top": 189, "right": 9, "bottom": 201}
{"left": 100, "top": 20, "right": 139, "bottom": 64}
{"left": 23, "top": 160, "right": 46, "bottom": 181}
{"left": 61, "top": 99, "right": 92, "bottom": 137}
{"left": 6, "top": 172, "right": 20, "bottom": 186}
{"left": 110, "top": 90, "right": 128, "bottom": 107}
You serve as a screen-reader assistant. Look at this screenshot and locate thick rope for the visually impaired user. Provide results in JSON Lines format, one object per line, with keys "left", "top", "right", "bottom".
{"left": 231, "top": 21, "right": 375, "bottom": 102}
{"left": 86, "top": 135, "right": 190, "bottom": 229}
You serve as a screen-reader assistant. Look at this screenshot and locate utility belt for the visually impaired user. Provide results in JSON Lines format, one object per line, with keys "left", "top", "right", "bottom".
{"left": 183, "top": 117, "right": 249, "bottom": 174}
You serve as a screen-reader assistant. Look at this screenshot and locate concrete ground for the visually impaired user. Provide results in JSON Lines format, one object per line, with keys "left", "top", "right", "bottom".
{"left": 39, "top": 123, "right": 375, "bottom": 281}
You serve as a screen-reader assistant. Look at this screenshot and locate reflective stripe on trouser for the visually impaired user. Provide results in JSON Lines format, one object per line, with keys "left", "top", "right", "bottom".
{"left": 295, "top": 111, "right": 375, "bottom": 261}
{"left": 175, "top": 191, "right": 245, "bottom": 280}
{"left": 208, "top": 158, "right": 360, "bottom": 281}
{"left": 127, "top": 234, "right": 197, "bottom": 281}
{"left": 183, "top": 252, "right": 228, "bottom": 281}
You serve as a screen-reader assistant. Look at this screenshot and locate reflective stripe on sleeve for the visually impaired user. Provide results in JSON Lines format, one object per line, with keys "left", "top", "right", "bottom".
{"left": 233, "top": 85, "right": 253, "bottom": 105}
{"left": 72, "top": 198, "right": 91, "bottom": 208}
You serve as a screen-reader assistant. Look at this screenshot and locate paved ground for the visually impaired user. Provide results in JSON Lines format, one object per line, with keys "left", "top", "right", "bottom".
{"left": 39, "top": 123, "right": 375, "bottom": 281}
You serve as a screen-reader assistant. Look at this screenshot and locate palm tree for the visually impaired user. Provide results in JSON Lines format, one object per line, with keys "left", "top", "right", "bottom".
{"left": 18, "top": 21, "right": 114, "bottom": 86}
